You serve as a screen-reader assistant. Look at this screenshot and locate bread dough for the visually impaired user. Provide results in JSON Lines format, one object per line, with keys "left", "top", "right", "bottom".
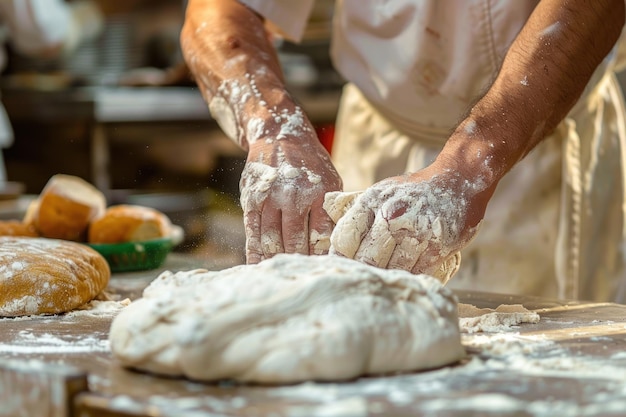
{"left": 323, "top": 191, "right": 462, "bottom": 284}
{"left": 109, "top": 253, "right": 465, "bottom": 384}
{"left": 0, "top": 237, "right": 110, "bottom": 316}
{"left": 458, "top": 303, "right": 540, "bottom": 333}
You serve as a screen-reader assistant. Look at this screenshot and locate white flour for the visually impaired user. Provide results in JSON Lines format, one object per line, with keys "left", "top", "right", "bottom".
{"left": 0, "top": 299, "right": 130, "bottom": 322}
{"left": 207, "top": 59, "right": 339, "bottom": 258}
{"left": 324, "top": 189, "right": 466, "bottom": 283}
{"left": 240, "top": 161, "right": 325, "bottom": 214}
{"left": 330, "top": 179, "right": 470, "bottom": 266}
{"left": 239, "top": 155, "right": 336, "bottom": 256}
{"left": 3, "top": 276, "right": 618, "bottom": 417}
{"left": 63, "top": 299, "right": 131, "bottom": 318}
{"left": 0, "top": 299, "right": 129, "bottom": 355}
{"left": 260, "top": 325, "right": 626, "bottom": 417}
{"left": 108, "top": 393, "right": 251, "bottom": 417}
{"left": 210, "top": 69, "right": 314, "bottom": 149}
{"left": 458, "top": 303, "right": 541, "bottom": 333}
{"left": 0, "top": 331, "right": 109, "bottom": 355}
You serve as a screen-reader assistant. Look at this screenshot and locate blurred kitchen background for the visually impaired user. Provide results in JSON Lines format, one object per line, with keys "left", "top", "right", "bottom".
{"left": 0, "top": 0, "right": 342, "bottom": 266}
{"left": 4, "top": 1, "right": 626, "bottom": 267}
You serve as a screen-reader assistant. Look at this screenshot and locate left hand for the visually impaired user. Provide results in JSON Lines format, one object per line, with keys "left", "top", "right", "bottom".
{"left": 241, "top": 132, "right": 343, "bottom": 264}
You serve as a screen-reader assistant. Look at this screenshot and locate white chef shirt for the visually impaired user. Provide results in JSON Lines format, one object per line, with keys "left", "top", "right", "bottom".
{"left": 241, "top": 0, "right": 626, "bottom": 302}
{"left": 241, "top": 1, "right": 540, "bottom": 137}
{"left": 241, "top": 0, "right": 626, "bottom": 137}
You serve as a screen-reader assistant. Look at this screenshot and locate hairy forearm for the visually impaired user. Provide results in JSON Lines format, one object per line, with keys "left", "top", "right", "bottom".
{"left": 180, "top": 0, "right": 300, "bottom": 150}
{"left": 438, "top": 0, "right": 624, "bottom": 191}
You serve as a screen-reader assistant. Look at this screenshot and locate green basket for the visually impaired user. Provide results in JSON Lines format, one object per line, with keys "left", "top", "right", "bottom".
{"left": 88, "top": 237, "right": 175, "bottom": 273}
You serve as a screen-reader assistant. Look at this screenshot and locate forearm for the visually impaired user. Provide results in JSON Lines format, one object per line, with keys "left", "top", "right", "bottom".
{"left": 181, "top": 0, "right": 302, "bottom": 151}
{"left": 437, "top": 0, "right": 624, "bottom": 191}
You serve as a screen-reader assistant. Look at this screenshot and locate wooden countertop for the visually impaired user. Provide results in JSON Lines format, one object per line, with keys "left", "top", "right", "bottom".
{"left": 1, "top": 255, "right": 626, "bottom": 417}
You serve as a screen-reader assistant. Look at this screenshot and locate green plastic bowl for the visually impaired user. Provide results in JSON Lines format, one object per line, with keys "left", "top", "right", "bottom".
{"left": 88, "top": 238, "right": 174, "bottom": 273}
{"left": 88, "top": 225, "right": 184, "bottom": 273}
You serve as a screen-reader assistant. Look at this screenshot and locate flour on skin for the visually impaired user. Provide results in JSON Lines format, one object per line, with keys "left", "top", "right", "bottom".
{"left": 197, "top": 39, "right": 338, "bottom": 255}
{"left": 260, "top": 229, "right": 282, "bottom": 255}
{"left": 330, "top": 179, "right": 469, "bottom": 268}
{"left": 324, "top": 178, "right": 474, "bottom": 283}
{"left": 240, "top": 160, "right": 323, "bottom": 211}
{"left": 240, "top": 155, "right": 333, "bottom": 255}
{"left": 210, "top": 55, "right": 314, "bottom": 147}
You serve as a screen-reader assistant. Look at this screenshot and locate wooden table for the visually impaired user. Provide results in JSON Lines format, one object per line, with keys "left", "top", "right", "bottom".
{"left": 1, "top": 255, "right": 626, "bottom": 417}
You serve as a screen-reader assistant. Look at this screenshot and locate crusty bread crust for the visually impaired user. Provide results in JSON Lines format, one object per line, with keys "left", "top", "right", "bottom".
{"left": 88, "top": 204, "right": 172, "bottom": 244}
{"left": 33, "top": 174, "right": 106, "bottom": 241}
{"left": 0, "top": 237, "right": 111, "bottom": 316}
{"left": 0, "top": 220, "right": 39, "bottom": 237}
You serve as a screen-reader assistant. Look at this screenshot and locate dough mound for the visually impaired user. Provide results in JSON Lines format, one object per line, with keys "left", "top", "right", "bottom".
{"left": 109, "top": 253, "right": 464, "bottom": 384}
{"left": 0, "top": 237, "right": 110, "bottom": 316}
{"left": 323, "top": 191, "right": 462, "bottom": 284}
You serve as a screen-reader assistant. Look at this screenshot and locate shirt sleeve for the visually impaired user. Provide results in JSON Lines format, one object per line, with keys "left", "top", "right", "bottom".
{"left": 0, "top": 0, "right": 72, "bottom": 55}
{"left": 239, "top": 0, "right": 315, "bottom": 42}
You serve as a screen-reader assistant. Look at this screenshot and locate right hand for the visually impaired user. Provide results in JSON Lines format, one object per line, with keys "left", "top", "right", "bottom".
{"left": 328, "top": 162, "right": 490, "bottom": 276}
{"left": 240, "top": 122, "right": 342, "bottom": 264}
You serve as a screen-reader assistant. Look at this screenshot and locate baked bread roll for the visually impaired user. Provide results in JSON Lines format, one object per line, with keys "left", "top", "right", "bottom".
{"left": 88, "top": 204, "right": 172, "bottom": 244}
{"left": 0, "top": 237, "right": 110, "bottom": 316}
{"left": 32, "top": 174, "right": 106, "bottom": 242}
{"left": 0, "top": 220, "right": 39, "bottom": 237}
{"left": 22, "top": 198, "right": 40, "bottom": 226}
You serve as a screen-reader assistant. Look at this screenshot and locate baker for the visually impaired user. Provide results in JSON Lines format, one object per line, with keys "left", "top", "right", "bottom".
{"left": 180, "top": 0, "right": 626, "bottom": 302}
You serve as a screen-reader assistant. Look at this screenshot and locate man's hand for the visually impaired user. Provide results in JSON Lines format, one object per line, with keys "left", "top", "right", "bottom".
{"left": 241, "top": 117, "right": 342, "bottom": 264}
{"left": 329, "top": 163, "right": 488, "bottom": 276}
{"left": 327, "top": 0, "right": 624, "bottom": 277}
{"left": 180, "top": 0, "right": 343, "bottom": 263}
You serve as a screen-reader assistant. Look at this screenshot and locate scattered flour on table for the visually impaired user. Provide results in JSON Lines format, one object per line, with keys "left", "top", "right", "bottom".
{"left": 63, "top": 298, "right": 131, "bottom": 318}
{"left": 0, "top": 330, "right": 109, "bottom": 355}
{"left": 265, "top": 325, "right": 626, "bottom": 417}
{"left": 0, "top": 298, "right": 130, "bottom": 322}
{"left": 458, "top": 303, "right": 540, "bottom": 333}
{"left": 0, "top": 299, "right": 130, "bottom": 355}
{"left": 109, "top": 393, "right": 252, "bottom": 416}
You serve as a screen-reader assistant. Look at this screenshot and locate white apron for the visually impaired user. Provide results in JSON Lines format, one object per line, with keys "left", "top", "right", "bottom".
{"left": 330, "top": 2, "right": 626, "bottom": 302}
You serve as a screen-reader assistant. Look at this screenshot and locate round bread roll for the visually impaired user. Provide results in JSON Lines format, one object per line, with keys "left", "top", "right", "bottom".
{"left": 88, "top": 204, "right": 173, "bottom": 244}
{"left": 22, "top": 197, "right": 40, "bottom": 227}
{"left": 0, "top": 237, "right": 111, "bottom": 316}
{"left": 0, "top": 220, "right": 39, "bottom": 237}
{"left": 33, "top": 174, "right": 106, "bottom": 242}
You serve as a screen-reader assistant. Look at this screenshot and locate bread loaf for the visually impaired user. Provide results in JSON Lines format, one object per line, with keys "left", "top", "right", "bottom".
{"left": 22, "top": 198, "right": 39, "bottom": 227}
{"left": 0, "top": 220, "right": 39, "bottom": 237}
{"left": 0, "top": 237, "right": 110, "bottom": 316}
{"left": 32, "top": 174, "right": 106, "bottom": 241}
{"left": 88, "top": 204, "right": 172, "bottom": 244}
